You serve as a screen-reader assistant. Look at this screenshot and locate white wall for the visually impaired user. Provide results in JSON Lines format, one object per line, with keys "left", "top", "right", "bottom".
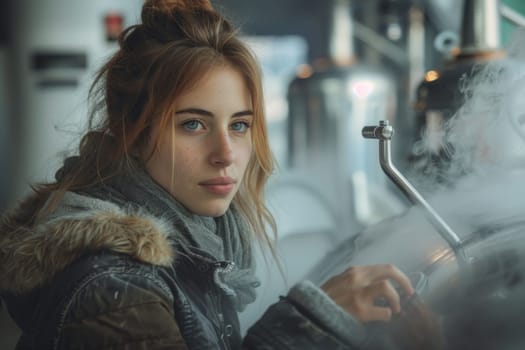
{"left": 11, "top": 0, "right": 143, "bottom": 200}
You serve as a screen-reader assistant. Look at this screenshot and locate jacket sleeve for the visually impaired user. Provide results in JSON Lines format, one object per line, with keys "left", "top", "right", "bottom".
{"left": 56, "top": 273, "right": 189, "bottom": 350}
{"left": 243, "top": 280, "right": 369, "bottom": 350}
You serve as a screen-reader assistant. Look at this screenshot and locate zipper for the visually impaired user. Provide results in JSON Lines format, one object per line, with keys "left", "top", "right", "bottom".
{"left": 214, "top": 261, "right": 235, "bottom": 272}
{"left": 212, "top": 261, "right": 235, "bottom": 349}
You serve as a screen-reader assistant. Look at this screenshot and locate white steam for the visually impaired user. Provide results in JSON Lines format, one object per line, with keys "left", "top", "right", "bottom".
{"left": 415, "top": 30, "right": 525, "bottom": 189}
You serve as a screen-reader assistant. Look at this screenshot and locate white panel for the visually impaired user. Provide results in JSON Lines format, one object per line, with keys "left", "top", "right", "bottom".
{"left": 11, "top": 0, "right": 143, "bottom": 198}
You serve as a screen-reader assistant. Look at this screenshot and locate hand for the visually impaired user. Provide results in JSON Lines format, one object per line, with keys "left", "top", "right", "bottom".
{"left": 320, "top": 264, "right": 414, "bottom": 323}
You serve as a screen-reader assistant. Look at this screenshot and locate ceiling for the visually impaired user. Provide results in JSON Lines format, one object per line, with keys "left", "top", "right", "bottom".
{"left": 211, "top": 0, "right": 464, "bottom": 61}
{"left": 0, "top": 0, "right": 465, "bottom": 57}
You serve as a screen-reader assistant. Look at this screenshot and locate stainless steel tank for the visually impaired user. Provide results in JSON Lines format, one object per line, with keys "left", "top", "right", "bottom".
{"left": 308, "top": 120, "right": 525, "bottom": 349}
{"left": 286, "top": 0, "right": 403, "bottom": 231}
{"left": 308, "top": 170, "right": 525, "bottom": 349}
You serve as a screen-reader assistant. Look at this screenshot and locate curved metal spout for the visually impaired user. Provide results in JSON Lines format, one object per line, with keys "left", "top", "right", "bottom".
{"left": 362, "top": 120, "right": 464, "bottom": 255}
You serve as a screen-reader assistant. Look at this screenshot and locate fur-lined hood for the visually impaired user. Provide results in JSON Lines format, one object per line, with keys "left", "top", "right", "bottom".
{"left": 0, "top": 191, "right": 176, "bottom": 294}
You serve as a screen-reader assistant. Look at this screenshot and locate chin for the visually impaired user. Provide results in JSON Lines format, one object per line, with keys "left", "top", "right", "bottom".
{"left": 201, "top": 208, "right": 229, "bottom": 217}
{"left": 192, "top": 203, "right": 230, "bottom": 217}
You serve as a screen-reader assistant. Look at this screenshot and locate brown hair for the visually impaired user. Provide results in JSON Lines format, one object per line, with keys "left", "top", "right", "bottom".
{"left": 32, "top": 0, "right": 277, "bottom": 253}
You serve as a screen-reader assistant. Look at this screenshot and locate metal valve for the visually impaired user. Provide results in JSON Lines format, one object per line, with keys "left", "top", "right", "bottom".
{"left": 362, "top": 120, "right": 394, "bottom": 140}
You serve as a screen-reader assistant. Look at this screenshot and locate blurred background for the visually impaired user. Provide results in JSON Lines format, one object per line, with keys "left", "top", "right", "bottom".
{"left": 1, "top": 0, "right": 525, "bottom": 348}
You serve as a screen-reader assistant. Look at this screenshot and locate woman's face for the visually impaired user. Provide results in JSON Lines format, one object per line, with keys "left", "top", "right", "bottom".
{"left": 144, "top": 65, "right": 253, "bottom": 217}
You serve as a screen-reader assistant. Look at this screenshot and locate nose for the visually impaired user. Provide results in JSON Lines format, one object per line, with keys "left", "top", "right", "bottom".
{"left": 209, "top": 130, "right": 233, "bottom": 167}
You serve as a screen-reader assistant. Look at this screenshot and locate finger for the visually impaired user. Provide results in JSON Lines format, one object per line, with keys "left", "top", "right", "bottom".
{"left": 392, "top": 271, "right": 415, "bottom": 297}
{"left": 366, "top": 280, "right": 402, "bottom": 314}
{"left": 365, "top": 264, "right": 414, "bottom": 296}
{"left": 360, "top": 305, "right": 393, "bottom": 322}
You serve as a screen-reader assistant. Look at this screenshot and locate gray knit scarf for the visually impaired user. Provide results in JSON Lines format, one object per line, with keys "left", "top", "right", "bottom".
{"left": 77, "top": 162, "right": 260, "bottom": 312}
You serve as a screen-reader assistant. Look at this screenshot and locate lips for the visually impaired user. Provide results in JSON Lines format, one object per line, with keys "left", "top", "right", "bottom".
{"left": 199, "top": 177, "right": 236, "bottom": 195}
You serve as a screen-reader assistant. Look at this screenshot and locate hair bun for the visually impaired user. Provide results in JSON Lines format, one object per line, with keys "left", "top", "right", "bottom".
{"left": 143, "top": 0, "right": 213, "bottom": 13}
{"left": 141, "top": 0, "right": 216, "bottom": 39}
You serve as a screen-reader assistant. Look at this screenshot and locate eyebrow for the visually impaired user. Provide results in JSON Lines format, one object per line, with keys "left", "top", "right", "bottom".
{"left": 175, "top": 108, "right": 253, "bottom": 118}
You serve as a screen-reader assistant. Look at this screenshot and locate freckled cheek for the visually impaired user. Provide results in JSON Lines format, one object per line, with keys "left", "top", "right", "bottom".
{"left": 237, "top": 142, "right": 253, "bottom": 172}
{"left": 173, "top": 147, "right": 200, "bottom": 177}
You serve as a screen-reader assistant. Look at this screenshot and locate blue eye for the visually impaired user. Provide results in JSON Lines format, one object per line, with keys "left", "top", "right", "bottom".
{"left": 182, "top": 120, "right": 203, "bottom": 131}
{"left": 231, "top": 121, "right": 250, "bottom": 133}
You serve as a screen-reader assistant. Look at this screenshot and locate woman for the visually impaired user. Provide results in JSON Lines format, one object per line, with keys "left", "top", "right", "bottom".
{"left": 0, "top": 0, "right": 413, "bottom": 349}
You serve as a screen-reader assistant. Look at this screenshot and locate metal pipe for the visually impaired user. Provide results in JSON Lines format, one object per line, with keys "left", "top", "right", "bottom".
{"left": 329, "top": 0, "right": 355, "bottom": 66}
{"left": 501, "top": 4, "right": 525, "bottom": 28}
{"left": 352, "top": 21, "right": 408, "bottom": 66}
{"left": 362, "top": 120, "right": 464, "bottom": 253}
{"left": 459, "top": 0, "right": 501, "bottom": 54}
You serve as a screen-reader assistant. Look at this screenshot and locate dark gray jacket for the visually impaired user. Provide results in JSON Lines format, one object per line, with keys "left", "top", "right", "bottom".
{"left": 0, "top": 191, "right": 369, "bottom": 349}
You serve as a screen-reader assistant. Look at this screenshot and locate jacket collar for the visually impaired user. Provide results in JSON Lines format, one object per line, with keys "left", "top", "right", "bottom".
{"left": 0, "top": 191, "right": 176, "bottom": 294}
